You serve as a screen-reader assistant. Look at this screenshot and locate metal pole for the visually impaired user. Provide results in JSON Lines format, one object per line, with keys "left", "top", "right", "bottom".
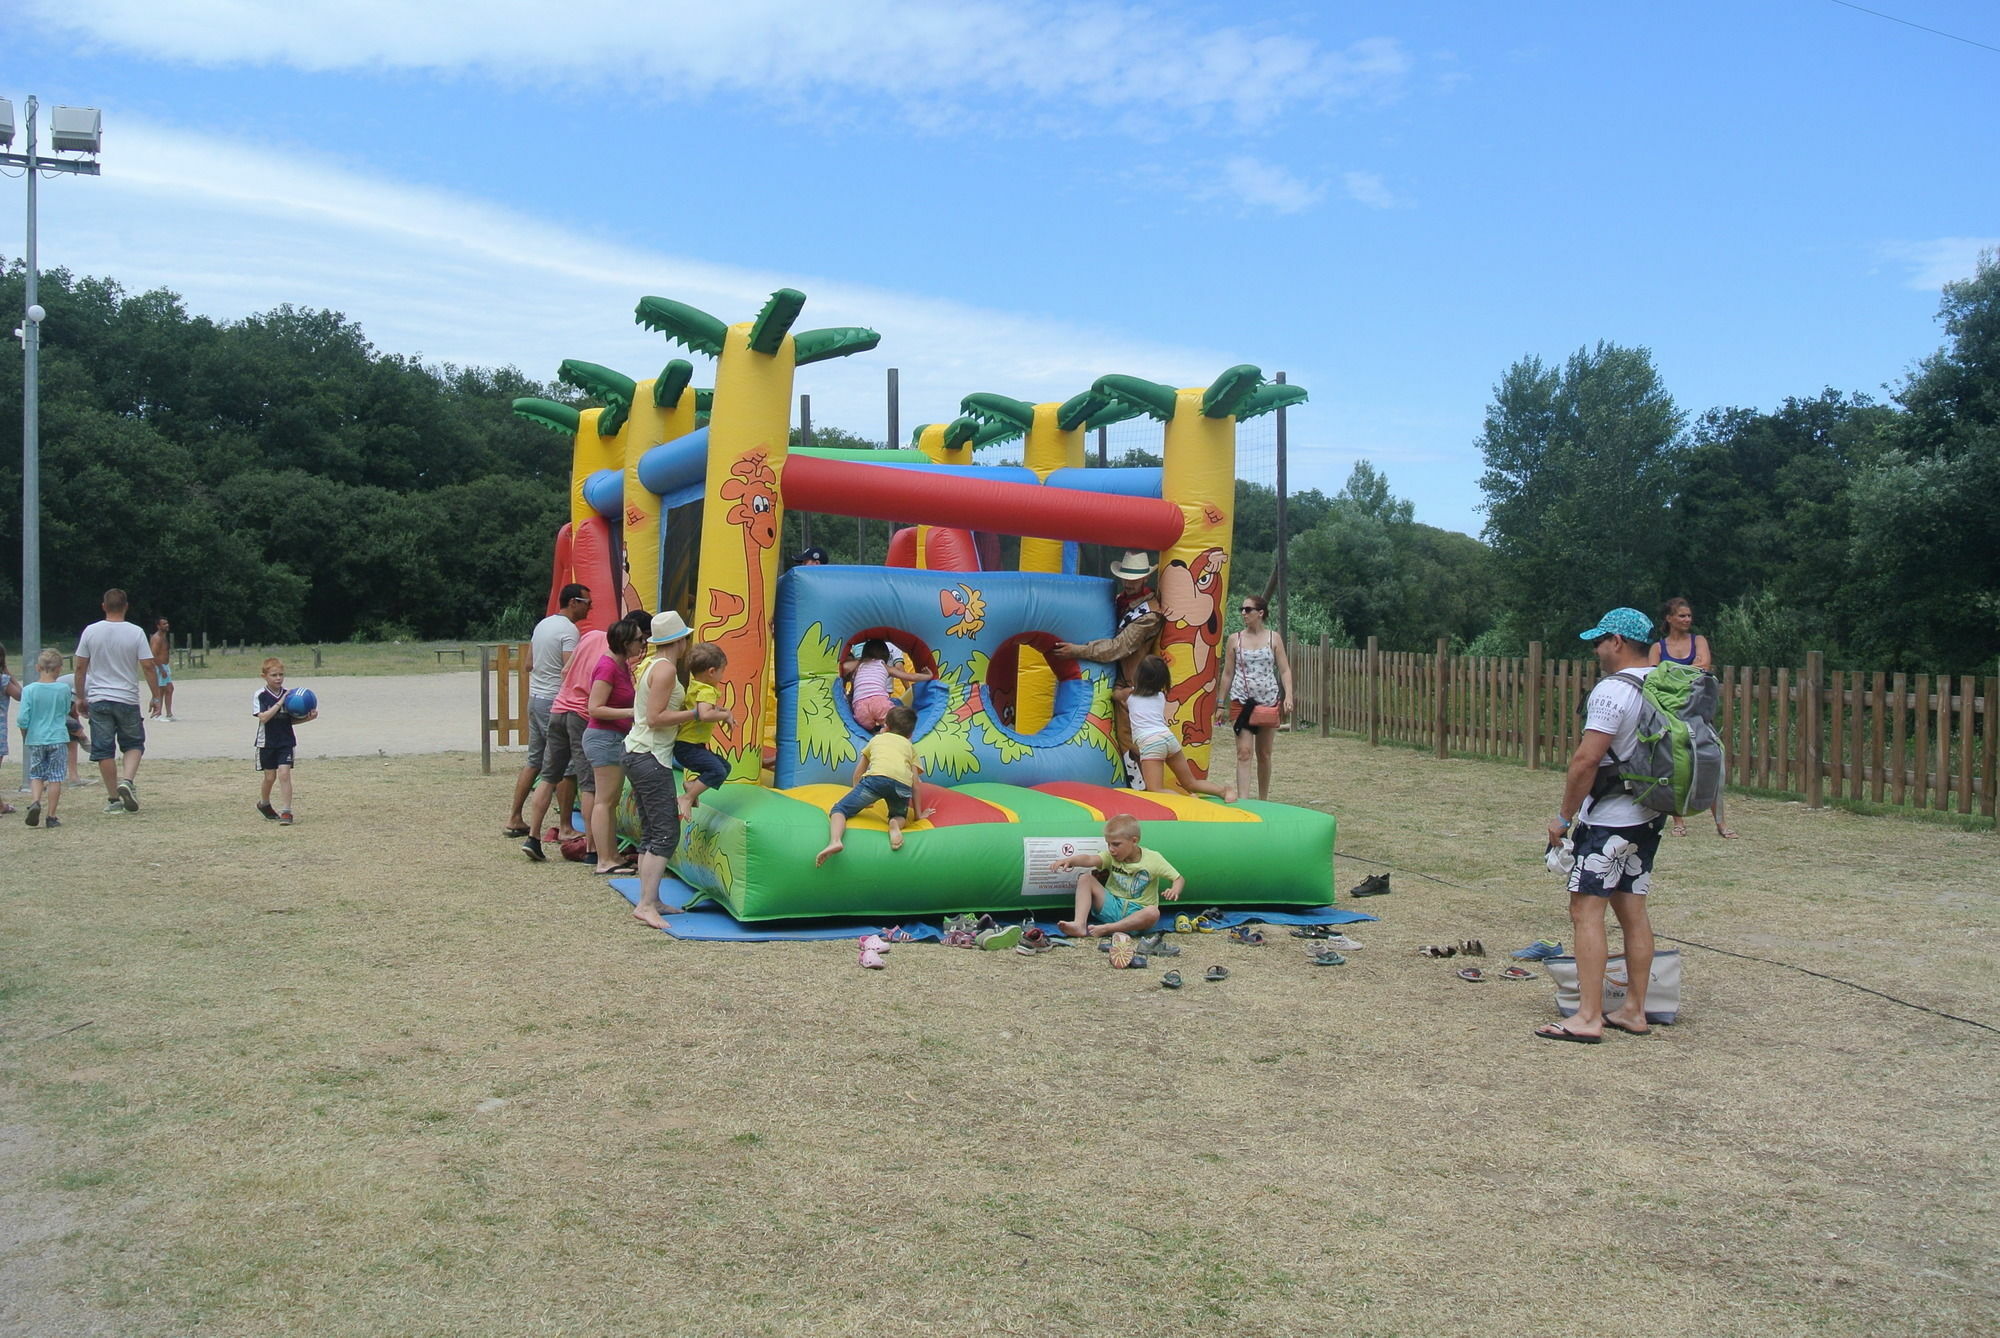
{"left": 1274, "top": 370, "right": 1288, "bottom": 646}
{"left": 21, "top": 97, "right": 40, "bottom": 665}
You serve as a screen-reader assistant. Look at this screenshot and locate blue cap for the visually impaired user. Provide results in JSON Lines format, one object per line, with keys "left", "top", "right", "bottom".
{"left": 1580, "top": 607, "right": 1653, "bottom": 642}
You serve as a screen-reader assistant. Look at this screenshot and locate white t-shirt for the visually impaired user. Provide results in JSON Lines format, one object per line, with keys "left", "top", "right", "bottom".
{"left": 1127, "top": 689, "right": 1172, "bottom": 743}
{"left": 528, "top": 614, "right": 580, "bottom": 699}
{"left": 1580, "top": 666, "right": 1654, "bottom": 828}
{"left": 75, "top": 619, "right": 152, "bottom": 706}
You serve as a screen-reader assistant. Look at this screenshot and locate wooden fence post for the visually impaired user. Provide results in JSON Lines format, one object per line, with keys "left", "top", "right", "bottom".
{"left": 1803, "top": 650, "right": 1825, "bottom": 809}
{"left": 1433, "top": 637, "right": 1450, "bottom": 759}
{"left": 1317, "top": 635, "right": 1330, "bottom": 738}
{"left": 1525, "top": 642, "right": 1543, "bottom": 771}
{"left": 480, "top": 644, "right": 493, "bottom": 775}
{"left": 1365, "top": 636, "right": 1381, "bottom": 748}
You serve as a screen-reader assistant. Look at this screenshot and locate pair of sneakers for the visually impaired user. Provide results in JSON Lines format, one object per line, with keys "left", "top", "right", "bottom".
{"left": 24, "top": 801, "right": 60, "bottom": 829}
{"left": 102, "top": 778, "right": 139, "bottom": 815}
{"left": 257, "top": 800, "right": 295, "bottom": 826}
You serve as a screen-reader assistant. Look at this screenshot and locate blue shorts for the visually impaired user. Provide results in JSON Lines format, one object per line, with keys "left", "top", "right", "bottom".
{"left": 88, "top": 701, "right": 145, "bottom": 762}
{"left": 1095, "top": 892, "right": 1149, "bottom": 924}
{"left": 257, "top": 746, "right": 296, "bottom": 772}
{"left": 27, "top": 744, "right": 66, "bottom": 783}
{"left": 673, "top": 740, "right": 729, "bottom": 791}
{"left": 1567, "top": 817, "right": 1665, "bottom": 898}
{"left": 157, "top": 665, "right": 173, "bottom": 685}
{"left": 833, "top": 774, "right": 912, "bottom": 821}
{"left": 582, "top": 725, "right": 628, "bottom": 770}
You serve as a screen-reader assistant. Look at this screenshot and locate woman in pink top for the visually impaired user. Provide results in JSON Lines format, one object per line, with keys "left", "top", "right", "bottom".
{"left": 582, "top": 619, "right": 646, "bottom": 874}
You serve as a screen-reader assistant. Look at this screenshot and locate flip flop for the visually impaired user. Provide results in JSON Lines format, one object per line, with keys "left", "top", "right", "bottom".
{"left": 1533, "top": 1023, "right": 1601, "bottom": 1044}
{"left": 1308, "top": 948, "right": 1346, "bottom": 966}
{"left": 501, "top": 825, "right": 531, "bottom": 838}
{"left": 594, "top": 864, "right": 638, "bottom": 876}
{"left": 1499, "top": 966, "right": 1538, "bottom": 980}
{"left": 1456, "top": 967, "right": 1486, "bottom": 982}
{"left": 1204, "top": 965, "right": 1229, "bottom": 982}
{"left": 1602, "top": 1019, "right": 1653, "bottom": 1035}
{"left": 1161, "top": 970, "right": 1183, "bottom": 989}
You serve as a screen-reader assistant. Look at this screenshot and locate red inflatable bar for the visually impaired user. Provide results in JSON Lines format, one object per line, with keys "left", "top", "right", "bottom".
{"left": 784, "top": 455, "right": 1184, "bottom": 551}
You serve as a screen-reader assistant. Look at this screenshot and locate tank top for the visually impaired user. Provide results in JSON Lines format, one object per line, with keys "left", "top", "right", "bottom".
{"left": 1655, "top": 636, "right": 1698, "bottom": 665}
{"left": 851, "top": 658, "right": 892, "bottom": 702}
{"left": 1127, "top": 689, "right": 1171, "bottom": 742}
{"left": 1228, "top": 632, "right": 1281, "bottom": 705}
{"left": 623, "top": 654, "right": 684, "bottom": 760}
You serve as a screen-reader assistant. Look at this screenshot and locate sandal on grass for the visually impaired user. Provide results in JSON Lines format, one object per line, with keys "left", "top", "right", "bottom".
{"left": 1203, "top": 965, "right": 1229, "bottom": 982}
{"left": 1534, "top": 1022, "right": 1601, "bottom": 1044}
{"left": 1499, "top": 966, "right": 1538, "bottom": 981}
{"left": 1161, "top": 970, "right": 1183, "bottom": 989}
{"left": 594, "top": 864, "right": 638, "bottom": 876}
{"left": 1109, "top": 933, "right": 1137, "bottom": 969}
{"left": 1456, "top": 967, "right": 1487, "bottom": 982}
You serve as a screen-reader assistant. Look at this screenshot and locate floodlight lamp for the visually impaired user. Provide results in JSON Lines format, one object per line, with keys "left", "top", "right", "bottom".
{"left": 0, "top": 99, "right": 15, "bottom": 149}
{"left": 48, "top": 106, "right": 101, "bottom": 155}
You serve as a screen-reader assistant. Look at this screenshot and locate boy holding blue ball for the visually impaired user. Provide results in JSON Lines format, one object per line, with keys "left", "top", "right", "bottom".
{"left": 252, "top": 656, "right": 317, "bottom": 825}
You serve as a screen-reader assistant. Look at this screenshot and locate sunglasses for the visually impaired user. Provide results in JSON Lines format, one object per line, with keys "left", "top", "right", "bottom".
{"left": 1239, "top": 605, "right": 1261, "bottom": 613}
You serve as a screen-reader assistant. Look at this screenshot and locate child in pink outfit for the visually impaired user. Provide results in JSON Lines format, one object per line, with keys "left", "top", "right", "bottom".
{"left": 840, "top": 639, "right": 933, "bottom": 732}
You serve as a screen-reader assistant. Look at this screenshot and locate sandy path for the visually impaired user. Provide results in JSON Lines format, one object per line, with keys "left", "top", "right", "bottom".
{"left": 93, "top": 672, "right": 504, "bottom": 761}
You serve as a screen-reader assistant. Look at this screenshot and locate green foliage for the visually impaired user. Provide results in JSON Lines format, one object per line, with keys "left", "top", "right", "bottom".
{"left": 1708, "top": 590, "right": 1824, "bottom": 671}
{"left": 0, "top": 260, "right": 568, "bottom": 641}
{"left": 1478, "top": 342, "right": 1684, "bottom": 647}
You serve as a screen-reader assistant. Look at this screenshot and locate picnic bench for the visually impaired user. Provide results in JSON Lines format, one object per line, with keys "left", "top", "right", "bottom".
{"left": 434, "top": 646, "right": 469, "bottom": 664}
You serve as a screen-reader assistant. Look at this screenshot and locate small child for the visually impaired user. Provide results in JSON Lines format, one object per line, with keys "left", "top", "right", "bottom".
{"left": 841, "top": 639, "right": 934, "bottom": 732}
{"left": 1117, "top": 655, "right": 1237, "bottom": 802}
{"left": 1051, "top": 814, "right": 1185, "bottom": 966}
{"left": 251, "top": 657, "right": 317, "bottom": 826}
{"left": 17, "top": 650, "right": 73, "bottom": 828}
{"left": 674, "top": 642, "right": 737, "bottom": 821}
{"left": 0, "top": 645, "right": 17, "bottom": 813}
{"left": 815, "top": 703, "right": 928, "bottom": 866}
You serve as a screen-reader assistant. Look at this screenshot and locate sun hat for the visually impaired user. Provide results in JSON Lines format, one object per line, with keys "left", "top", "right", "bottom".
{"left": 1108, "top": 550, "right": 1155, "bottom": 582}
{"left": 647, "top": 610, "right": 693, "bottom": 645}
{"left": 1579, "top": 607, "right": 1653, "bottom": 643}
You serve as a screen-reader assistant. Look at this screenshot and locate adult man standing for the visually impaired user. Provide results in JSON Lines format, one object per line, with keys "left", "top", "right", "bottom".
{"left": 73, "top": 588, "right": 161, "bottom": 814}
{"left": 1537, "top": 607, "right": 1664, "bottom": 1043}
{"left": 1052, "top": 551, "right": 1164, "bottom": 788}
{"left": 503, "top": 584, "right": 591, "bottom": 837}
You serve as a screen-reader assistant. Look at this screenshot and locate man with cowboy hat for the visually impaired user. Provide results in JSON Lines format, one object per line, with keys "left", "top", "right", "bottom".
{"left": 1053, "top": 551, "right": 1165, "bottom": 787}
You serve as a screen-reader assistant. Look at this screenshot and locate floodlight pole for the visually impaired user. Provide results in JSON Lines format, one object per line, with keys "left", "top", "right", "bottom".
{"left": 4, "top": 95, "right": 101, "bottom": 664}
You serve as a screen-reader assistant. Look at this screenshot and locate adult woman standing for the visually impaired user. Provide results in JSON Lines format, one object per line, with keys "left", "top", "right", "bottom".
{"left": 1217, "top": 594, "right": 1294, "bottom": 801}
{"left": 582, "top": 616, "right": 648, "bottom": 876}
{"left": 623, "top": 611, "right": 706, "bottom": 930}
{"left": 1650, "top": 596, "right": 1738, "bottom": 838}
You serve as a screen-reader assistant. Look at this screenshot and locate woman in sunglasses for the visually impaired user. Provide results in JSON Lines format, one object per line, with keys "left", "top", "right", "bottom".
{"left": 1217, "top": 594, "right": 1293, "bottom": 801}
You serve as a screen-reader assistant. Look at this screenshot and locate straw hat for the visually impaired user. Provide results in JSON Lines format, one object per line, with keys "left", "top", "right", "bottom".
{"left": 648, "top": 610, "right": 693, "bottom": 645}
{"left": 1109, "top": 551, "right": 1155, "bottom": 581}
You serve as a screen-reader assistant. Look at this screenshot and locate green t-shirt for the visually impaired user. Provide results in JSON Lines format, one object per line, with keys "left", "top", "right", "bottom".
{"left": 1096, "top": 846, "right": 1181, "bottom": 908}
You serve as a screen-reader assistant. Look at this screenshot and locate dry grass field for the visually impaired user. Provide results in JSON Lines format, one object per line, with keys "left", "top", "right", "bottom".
{"left": 2, "top": 736, "right": 1995, "bottom": 1337}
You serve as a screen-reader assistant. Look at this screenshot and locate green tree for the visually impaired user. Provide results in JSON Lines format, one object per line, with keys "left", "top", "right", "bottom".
{"left": 1477, "top": 342, "right": 1684, "bottom": 648}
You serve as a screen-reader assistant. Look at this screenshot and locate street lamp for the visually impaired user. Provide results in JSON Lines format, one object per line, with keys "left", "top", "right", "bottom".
{"left": 2, "top": 95, "right": 101, "bottom": 665}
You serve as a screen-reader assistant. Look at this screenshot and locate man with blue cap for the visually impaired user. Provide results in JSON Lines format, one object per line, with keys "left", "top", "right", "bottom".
{"left": 1536, "top": 607, "right": 1664, "bottom": 1044}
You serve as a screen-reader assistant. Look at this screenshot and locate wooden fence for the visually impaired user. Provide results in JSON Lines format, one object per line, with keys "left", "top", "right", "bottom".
{"left": 479, "top": 642, "right": 533, "bottom": 773}
{"left": 1290, "top": 637, "right": 1998, "bottom": 820}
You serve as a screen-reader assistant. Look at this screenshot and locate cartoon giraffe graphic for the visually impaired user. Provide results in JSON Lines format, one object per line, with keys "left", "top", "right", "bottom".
{"left": 697, "top": 450, "right": 780, "bottom": 736}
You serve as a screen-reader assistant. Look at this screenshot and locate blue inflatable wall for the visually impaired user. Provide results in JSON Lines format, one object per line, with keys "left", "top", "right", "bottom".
{"left": 772, "top": 566, "right": 1123, "bottom": 790}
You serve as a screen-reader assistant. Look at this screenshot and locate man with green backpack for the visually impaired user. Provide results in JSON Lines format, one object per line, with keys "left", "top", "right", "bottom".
{"left": 1535, "top": 606, "right": 1719, "bottom": 1043}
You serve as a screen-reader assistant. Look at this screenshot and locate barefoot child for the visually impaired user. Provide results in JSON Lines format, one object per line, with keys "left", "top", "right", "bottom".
{"left": 1052, "top": 814, "right": 1184, "bottom": 967}
{"left": 674, "top": 643, "right": 736, "bottom": 820}
{"left": 1118, "top": 655, "right": 1236, "bottom": 802}
{"left": 841, "top": 639, "right": 934, "bottom": 732}
{"left": 252, "top": 657, "right": 317, "bottom": 826}
{"left": 815, "top": 703, "right": 927, "bottom": 866}
{"left": 17, "top": 650, "right": 73, "bottom": 828}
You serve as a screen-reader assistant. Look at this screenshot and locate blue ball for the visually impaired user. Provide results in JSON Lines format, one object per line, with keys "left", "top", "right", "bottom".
{"left": 284, "top": 687, "right": 317, "bottom": 716}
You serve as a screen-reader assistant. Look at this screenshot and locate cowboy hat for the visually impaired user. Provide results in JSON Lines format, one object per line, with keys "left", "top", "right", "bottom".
{"left": 1108, "top": 550, "right": 1155, "bottom": 582}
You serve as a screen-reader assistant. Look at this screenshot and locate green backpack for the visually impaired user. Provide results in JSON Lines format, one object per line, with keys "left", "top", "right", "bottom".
{"left": 1592, "top": 664, "right": 1723, "bottom": 816}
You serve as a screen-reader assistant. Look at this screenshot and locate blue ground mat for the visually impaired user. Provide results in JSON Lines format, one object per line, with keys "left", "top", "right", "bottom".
{"left": 606, "top": 879, "right": 1372, "bottom": 941}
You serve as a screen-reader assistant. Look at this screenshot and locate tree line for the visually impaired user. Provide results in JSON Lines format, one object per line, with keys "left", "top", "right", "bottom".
{"left": 4, "top": 254, "right": 1992, "bottom": 671}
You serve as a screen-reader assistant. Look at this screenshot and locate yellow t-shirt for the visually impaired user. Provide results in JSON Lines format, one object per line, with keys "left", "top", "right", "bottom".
{"left": 861, "top": 731, "right": 918, "bottom": 787}
{"left": 681, "top": 678, "right": 719, "bottom": 746}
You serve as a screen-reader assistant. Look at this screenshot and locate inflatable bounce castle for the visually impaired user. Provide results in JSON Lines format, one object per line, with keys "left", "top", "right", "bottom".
{"left": 512, "top": 289, "right": 1334, "bottom": 920}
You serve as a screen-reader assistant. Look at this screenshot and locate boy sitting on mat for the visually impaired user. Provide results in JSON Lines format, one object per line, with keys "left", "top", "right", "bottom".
{"left": 1051, "top": 815, "right": 1184, "bottom": 968}
{"left": 815, "top": 704, "right": 930, "bottom": 867}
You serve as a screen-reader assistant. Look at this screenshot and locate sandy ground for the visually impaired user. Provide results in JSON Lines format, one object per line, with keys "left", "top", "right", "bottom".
{"left": 72, "top": 672, "right": 500, "bottom": 763}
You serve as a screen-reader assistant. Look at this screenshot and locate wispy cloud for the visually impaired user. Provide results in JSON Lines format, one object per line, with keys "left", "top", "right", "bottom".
{"left": 9, "top": 120, "right": 1241, "bottom": 435}
{"left": 1341, "top": 170, "right": 1402, "bottom": 210}
{"left": 1880, "top": 237, "right": 1998, "bottom": 291}
{"left": 1212, "top": 156, "right": 1325, "bottom": 215}
{"left": 32, "top": 1, "right": 1412, "bottom": 131}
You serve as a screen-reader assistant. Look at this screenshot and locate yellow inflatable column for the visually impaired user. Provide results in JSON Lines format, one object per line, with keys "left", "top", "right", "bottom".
{"left": 569, "top": 407, "right": 620, "bottom": 533}
{"left": 1014, "top": 401, "right": 1085, "bottom": 731}
{"left": 620, "top": 364, "right": 700, "bottom": 616}
{"left": 1157, "top": 391, "right": 1236, "bottom": 781}
{"left": 693, "top": 327, "right": 795, "bottom": 782}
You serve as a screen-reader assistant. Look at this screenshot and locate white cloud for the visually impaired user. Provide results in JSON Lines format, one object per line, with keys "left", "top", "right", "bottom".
{"left": 4, "top": 120, "right": 1243, "bottom": 436}
{"left": 1880, "top": 237, "right": 1999, "bottom": 291}
{"left": 1212, "top": 156, "right": 1325, "bottom": 215}
{"left": 31, "top": 1, "right": 1411, "bottom": 130}
{"left": 1341, "top": 170, "right": 1401, "bottom": 210}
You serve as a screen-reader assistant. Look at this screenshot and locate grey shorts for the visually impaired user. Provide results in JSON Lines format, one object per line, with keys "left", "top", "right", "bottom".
{"left": 540, "top": 710, "right": 594, "bottom": 791}
{"left": 622, "top": 749, "right": 682, "bottom": 858}
{"left": 581, "top": 726, "right": 628, "bottom": 770}
{"left": 525, "top": 694, "right": 556, "bottom": 771}
{"left": 88, "top": 701, "right": 145, "bottom": 762}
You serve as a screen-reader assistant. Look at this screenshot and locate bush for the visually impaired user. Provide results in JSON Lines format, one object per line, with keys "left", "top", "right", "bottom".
{"left": 470, "top": 602, "right": 537, "bottom": 642}
{"left": 1709, "top": 590, "right": 1824, "bottom": 669}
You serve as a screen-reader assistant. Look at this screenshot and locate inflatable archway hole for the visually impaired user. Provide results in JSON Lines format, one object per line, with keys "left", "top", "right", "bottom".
{"left": 984, "top": 631, "right": 1075, "bottom": 731}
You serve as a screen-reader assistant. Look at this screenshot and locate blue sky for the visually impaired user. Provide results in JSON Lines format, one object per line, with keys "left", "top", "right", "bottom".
{"left": 3, "top": 0, "right": 1995, "bottom": 536}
